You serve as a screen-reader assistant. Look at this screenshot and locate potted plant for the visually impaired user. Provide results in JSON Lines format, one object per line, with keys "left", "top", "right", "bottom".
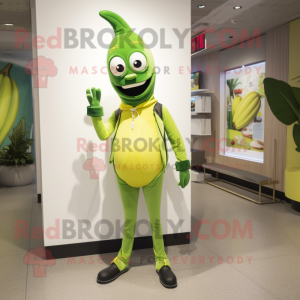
{"left": 227, "top": 78, "right": 241, "bottom": 105}
{"left": 0, "top": 118, "right": 35, "bottom": 187}
{"left": 264, "top": 77, "right": 300, "bottom": 212}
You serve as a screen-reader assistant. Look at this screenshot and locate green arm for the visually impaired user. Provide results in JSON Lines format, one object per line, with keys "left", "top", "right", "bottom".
{"left": 86, "top": 87, "right": 116, "bottom": 140}
{"left": 162, "top": 106, "right": 190, "bottom": 188}
{"left": 91, "top": 112, "right": 116, "bottom": 141}
{"left": 162, "top": 105, "right": 189, "bottom": 163}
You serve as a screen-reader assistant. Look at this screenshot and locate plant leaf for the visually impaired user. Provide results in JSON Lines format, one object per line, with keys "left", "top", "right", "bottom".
{"left": 0, "top": 118, "right": 34, "bottom": 166}
{"left": 264, "top": 78, "right": 299, "bottom": 125}
{"left": 293, "top": 123, "right": 300, "bottom": 152}
{"left": 233, "top": 78, "right": 241, "bottom": 89}
{"left": 292, "top": 87, "right": 300, "bottom": 106}
{"left": 292, "top": 75, "right": 300, "bottom": 83}
{"left": 227, "top": 111, "right": 233, "bottom": 129}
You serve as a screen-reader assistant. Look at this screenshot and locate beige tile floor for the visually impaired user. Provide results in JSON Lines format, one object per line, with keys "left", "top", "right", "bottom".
{"left": 0, "top": 182, "right": 300, "bottom": 300}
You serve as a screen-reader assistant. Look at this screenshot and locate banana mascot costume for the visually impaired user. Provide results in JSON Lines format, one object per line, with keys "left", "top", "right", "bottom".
{"left": 86, "top": 11, "right": 190, "bottom": 288}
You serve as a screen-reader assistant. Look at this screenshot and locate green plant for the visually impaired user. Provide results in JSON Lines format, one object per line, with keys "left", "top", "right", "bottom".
{"left": 264, "top": 77, "right": 300, "bottom": 152}
{"left": 0, "top": 118, "right": 34, "bottom": 165}
{"left": 227, "top": 111, "right": 233, "bottom": 129}
{"left": 227, "top": 78, "right": 241, "bottom": 102}
{"left": 293, "top": 76, "right": 300, "bottom": 83}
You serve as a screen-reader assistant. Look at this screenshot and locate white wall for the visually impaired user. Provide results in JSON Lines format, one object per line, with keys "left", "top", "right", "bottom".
{"left": 35, "top": 0, "right": 191, "bottom": 247}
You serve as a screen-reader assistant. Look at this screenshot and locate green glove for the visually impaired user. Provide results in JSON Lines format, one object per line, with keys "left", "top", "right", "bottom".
{"left": 175, "top": 160, "right": 190, "bottom": 188}
{"left": 178, "top": 169, "right": 190, "bottom": 188}
{"left": 86, "top": 87, "right": 104, "bottom": 117}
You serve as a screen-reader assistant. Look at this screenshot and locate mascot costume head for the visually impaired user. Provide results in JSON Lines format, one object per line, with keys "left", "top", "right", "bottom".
{"left": 100, "top": 10, "right": 156, "bottom": 106}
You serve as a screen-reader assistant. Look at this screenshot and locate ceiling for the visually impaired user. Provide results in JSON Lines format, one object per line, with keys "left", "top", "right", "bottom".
{"left": 191, "top": 0, "right": 300, "bottom": 57}
{"left": 0, "top": 0, "right": 300, "bottom": 56}
{"left": 0, "top": 0, "right": 31, "bottom": 32}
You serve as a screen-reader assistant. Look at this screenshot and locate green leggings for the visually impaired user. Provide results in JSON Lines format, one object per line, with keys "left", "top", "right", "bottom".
{"left": 112, "top": 169, "right": 170, "bottom": 271}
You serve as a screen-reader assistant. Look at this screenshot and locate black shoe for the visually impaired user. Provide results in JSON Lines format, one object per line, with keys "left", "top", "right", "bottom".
{"left": 156, "top": 266, "right": 177, "bottom": 288}
{"left": 97, "top": 263, "right": 128, "bottom": 284}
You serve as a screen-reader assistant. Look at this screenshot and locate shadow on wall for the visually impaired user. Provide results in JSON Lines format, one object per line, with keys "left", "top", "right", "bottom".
{"left": 68, "top": 145, "right": 100, "bottom": 221}
{"left": 68, "top": 142, "right": 121, "bottom": 222}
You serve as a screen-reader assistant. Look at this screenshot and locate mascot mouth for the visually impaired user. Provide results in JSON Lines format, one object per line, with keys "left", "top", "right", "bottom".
{"left": 116, "top": 77, "right": 152, "bottom": 97}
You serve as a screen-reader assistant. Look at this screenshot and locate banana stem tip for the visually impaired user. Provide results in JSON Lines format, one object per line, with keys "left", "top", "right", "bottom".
{"left": 0, "top": 63, "right": 13, "bottom": 76}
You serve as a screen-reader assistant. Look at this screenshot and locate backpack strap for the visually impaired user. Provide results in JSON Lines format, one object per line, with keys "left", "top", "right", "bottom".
{"left": 115, "top": 108, "right": 122, "bottom": 121}
{"left": 154, "top": 102, "right": 163, "bottom": 120}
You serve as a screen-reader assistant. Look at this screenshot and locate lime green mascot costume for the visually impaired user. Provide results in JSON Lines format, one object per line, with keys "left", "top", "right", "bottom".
{"left": 86, "top": 11, "right": 190, "bottom": 288}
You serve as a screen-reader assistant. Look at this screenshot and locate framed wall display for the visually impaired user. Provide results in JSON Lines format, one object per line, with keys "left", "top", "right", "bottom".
{"left": 191, "top": 97, "right": 195, "bottom": 112}
{"left": 223, "top": 61, "right": 266, "bottom": 163}
{"left": 191, "top": 71, "right": 202, "bottom": 90}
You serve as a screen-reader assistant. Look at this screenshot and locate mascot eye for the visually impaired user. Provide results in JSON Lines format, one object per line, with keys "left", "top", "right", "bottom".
{"left": 129, "top": 52, "right": 147, "bottom": 71}
{"left": 110, "top": 57, "right": 126, "bottom": 76}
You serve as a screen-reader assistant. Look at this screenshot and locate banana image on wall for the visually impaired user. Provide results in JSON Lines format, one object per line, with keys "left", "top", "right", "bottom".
{"left": 231, "top": 95, "right": 242, "bottom": 118}
{"left": 227, "top": 91, "right": 263, "bottom": 152}
{"left": 233, "top": 91, "right": 261, "bottom": 130}
{"left": 0, "top": 63, "right": 19, "bottom": 146}
{"left": 85, "top": 11, "right": 190, "bottom": 288}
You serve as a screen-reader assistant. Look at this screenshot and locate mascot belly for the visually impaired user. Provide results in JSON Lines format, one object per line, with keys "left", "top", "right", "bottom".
{"left": 114, "top": 104, "right": 163, "bottom": 188}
